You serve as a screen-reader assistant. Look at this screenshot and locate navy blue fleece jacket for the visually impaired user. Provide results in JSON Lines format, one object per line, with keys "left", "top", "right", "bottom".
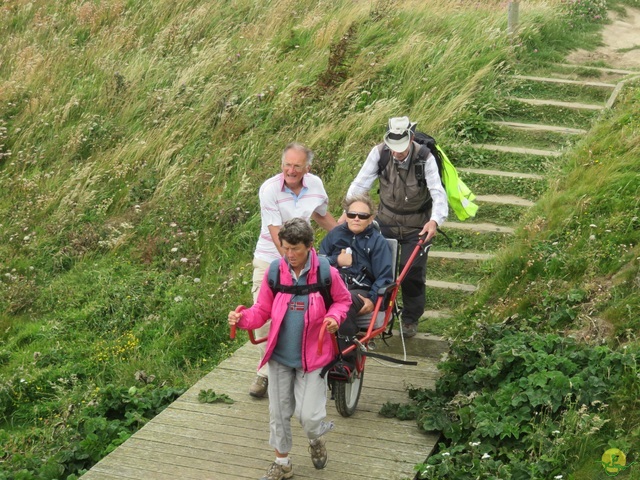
{"left": 319, "top": 223, "right": 394, "bottom": 304}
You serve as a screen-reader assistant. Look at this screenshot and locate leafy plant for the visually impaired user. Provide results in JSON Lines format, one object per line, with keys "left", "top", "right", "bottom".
{"left": 389, "top": 319, "right": 639, "bottom": 479}
{"left": 198, "top": 389, "right": 234, "bottom": 404}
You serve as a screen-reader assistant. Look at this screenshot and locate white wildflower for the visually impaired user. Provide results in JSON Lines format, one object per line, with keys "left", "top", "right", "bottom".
{"left": 482, "top": 453, "right": 491, "bottom": 460}
{"left": 194, "top": 278, "right": 201, "bottom": 283}
{"left": 174, "top": 296, "right": 183, "bottom": 302}
{"left": 180, "top": 257, "right": 188, "bottom": 263}
{"left": 170, "top": 247, "right": 178, "bottom": 253}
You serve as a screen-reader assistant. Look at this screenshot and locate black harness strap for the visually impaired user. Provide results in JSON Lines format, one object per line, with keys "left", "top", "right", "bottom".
{"left": 361, "top": 351, "right": 418, "bottom": 365}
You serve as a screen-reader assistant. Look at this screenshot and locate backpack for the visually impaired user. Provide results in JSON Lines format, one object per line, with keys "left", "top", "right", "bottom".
{"left": 378, "top": 132, "right": 478, "bottom": 221}
{"left": 267, "top": 256, "right": 333, "bottom": 309}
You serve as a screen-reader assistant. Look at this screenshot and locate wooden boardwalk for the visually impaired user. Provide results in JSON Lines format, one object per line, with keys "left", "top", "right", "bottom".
{"left": 81, "top": 341, "right": 441, "bottom": 480}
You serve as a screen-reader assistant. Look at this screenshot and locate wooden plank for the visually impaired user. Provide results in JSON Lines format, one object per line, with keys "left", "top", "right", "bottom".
{"left": 606, "top": 81, "right": 625, "bottom": 109}
{"left": 491, "top": 120, "right": 586, "bottom": 135}
{"left": 458, "top": 167, "right": 544, "bottom": 180}
{"left": 444, "top": 221, "right": 515, "bottom": 234}
{"left": 552, "top": 63, "right": 639, "bottom": 75}
{"left": 425, "top": 279, "right": 477, "bottom": 292}
{"left": 512, "top": 74, "right": 616, "bottom": 88}
{"left": 81, "top": 343, "right": 440, "bottom": 480}
{"left": 429, "top": 250, "right": 495, "bottom": 260}
{"left": 511, "top": 97, "right": 604, "bottom": 110}
{"left": 471, "top": 143, "right": 562, "bottom": 157}
{"left": 474, "top": 194, "right": 535, "bottom": 207}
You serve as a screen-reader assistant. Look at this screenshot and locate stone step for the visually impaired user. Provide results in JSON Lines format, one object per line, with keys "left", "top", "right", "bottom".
{"left": 425, "top": 279, "right": 478, "bottom": 292}
{"left": 372, "top": 332, "right": 449, "bottom": 358}
{"left": 429, "top": 250, "right": 495, "bottom": 261}
{"left": 445, "top": 221, "right": 515, "bottom": 234}
{"left": 474, "top": 194, "right": 535, "bottom": 207}
{"left": 471, "top": 143, "right": 562, "bottom": 157}
{"left": 458, "top": 167, "right": 544, "bottom": 180}
{"left": 513, "top": 74, "right": 617, "bottom": 88}
{"left": 511, "top": 97, "right": 604, "bottom": 111}
{"left": 491, "top": 120, "right": 587, "bottom": 135}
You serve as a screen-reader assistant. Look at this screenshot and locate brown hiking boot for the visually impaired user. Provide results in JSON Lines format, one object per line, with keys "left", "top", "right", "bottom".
{"left": 259, "top": 461, "right": 293, "bottom": 480}
{"left": 308, "top": 437, "right": 328, "bottom": 469}
{"left": 249, "top": 375, "right": 268, "bottom": 398}
{"left": 402, "top": 322, "right": 418, "bottom": 338}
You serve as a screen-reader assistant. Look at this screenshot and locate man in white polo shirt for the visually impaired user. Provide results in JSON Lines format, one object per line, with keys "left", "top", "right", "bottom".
{"left": 249, "top": 142, "right": 337, "bottom": 398}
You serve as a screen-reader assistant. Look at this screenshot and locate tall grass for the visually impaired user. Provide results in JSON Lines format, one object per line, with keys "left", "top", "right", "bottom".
{"left": 2, "top": 0, "right": 638, "bottom": 478}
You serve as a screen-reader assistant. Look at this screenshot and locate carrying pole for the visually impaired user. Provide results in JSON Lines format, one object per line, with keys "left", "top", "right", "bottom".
{"left": 508, "top": 1, "right": 520, "bottom": 38}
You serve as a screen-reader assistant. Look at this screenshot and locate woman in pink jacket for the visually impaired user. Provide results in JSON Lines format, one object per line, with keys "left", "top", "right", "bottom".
{"left": 228, "top": 218, "right": 351, "bottom": 480}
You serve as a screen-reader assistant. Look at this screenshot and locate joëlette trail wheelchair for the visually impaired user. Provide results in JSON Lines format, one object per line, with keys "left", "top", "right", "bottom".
{"left": 231, "top": 235, "right": 431, "bottom": 417}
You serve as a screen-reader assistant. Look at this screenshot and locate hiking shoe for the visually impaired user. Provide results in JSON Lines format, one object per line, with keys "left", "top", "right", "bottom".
{"left": 402, "top": 322, "right": 418, "bottom": 338}
{"left": 308, "top": 437, "right": 328, "bottom": 469}
{"left": 259, "top": 461, "right": 293, "bottom": 480}
{"left": 249, "top": 375, "right": 268, "bottom": 398}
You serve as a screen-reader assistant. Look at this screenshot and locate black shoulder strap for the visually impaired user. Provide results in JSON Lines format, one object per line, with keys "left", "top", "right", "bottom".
{"left": 267, "top": 259, "right": 281, "bottom": 293}
{"left": 377, "top": 145, "right": 391, "bottom": 179}
{"left": 378, "top": 142, "right": 431, "bottom": 187}
{"left": 414, "top": 144, "right": 430, "bottom": 187}
{"left": 317, "top": 256, "right": 333, "bottom": 310}
{"left": 268, "top": 257, "right": 333, "bottom": 310}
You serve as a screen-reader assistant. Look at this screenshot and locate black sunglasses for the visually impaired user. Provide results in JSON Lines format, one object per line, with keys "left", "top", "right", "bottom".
{"left": 346, "top": 212, "right": 372, "bottom": 220}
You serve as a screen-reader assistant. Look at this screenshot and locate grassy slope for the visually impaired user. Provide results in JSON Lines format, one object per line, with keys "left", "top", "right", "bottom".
{"left": 0, "top": 0, "right": 638, "bottom": 477}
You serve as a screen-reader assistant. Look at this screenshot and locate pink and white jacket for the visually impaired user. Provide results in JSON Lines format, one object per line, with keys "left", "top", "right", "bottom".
{"left": 236, "top": 249, "right": 351, "bottom": 372}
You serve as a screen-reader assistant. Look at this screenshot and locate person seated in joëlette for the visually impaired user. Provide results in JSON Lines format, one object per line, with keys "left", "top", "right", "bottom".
{"left": 319, "top": 193, "right": 394, "bottom": 355}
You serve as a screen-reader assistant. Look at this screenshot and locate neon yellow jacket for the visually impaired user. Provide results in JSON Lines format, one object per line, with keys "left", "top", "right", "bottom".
{"left": 437, "top": 146, "right": 478, "bottom": 221}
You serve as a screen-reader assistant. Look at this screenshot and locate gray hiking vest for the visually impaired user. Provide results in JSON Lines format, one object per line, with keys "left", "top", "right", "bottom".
{"left": 377, "top": 141, "right": 431, "bottom": 237}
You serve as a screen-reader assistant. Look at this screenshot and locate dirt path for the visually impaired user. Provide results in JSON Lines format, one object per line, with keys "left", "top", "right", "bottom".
{"left": 567, "top": 6, "right": 640, "bottom": 69}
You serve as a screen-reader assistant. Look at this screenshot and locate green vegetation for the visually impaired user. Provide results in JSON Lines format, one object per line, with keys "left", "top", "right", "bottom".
{"left": 1, "top": 0, "right": 638, "bottom": 479}
{"left": 490, "top": 98, "right": 602, "bottom": 130}
{"left": 449, "top": 146, "right": 555, "bottom": 174}
{"left": 469, "top": 203, "right": 531, "bottom": 226}
{"left": 459, "top": 172, "right": 547, "bottom": 202}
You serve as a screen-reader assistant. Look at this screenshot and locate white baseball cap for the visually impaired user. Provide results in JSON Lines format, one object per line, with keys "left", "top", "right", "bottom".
{"left": 383, "top": 116, "right": 416, "bottom": 153}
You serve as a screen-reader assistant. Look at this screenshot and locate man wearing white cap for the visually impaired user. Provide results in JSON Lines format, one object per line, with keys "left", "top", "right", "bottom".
{"left": 341, "top": 117, "right": 448, "bottom": 338}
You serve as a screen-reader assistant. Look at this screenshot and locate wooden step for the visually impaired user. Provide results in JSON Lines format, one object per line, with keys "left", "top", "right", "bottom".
{"left": 375, "top": 332, "right": 449, "bottom": 358}
{"left": 472, "top": 143, "right": 562, "bottom": 157}
{"left": 458, "top": 167, "right": 544, "bottom": 180}
{"left": 421, "top": 309, "right": 453, "bottom": 319}
{"left": 474, "top": 194, "right": 535, "bottom": 207}
{"left": 426, "top": 279, "right": 478, "bottom": 292}
{"left": 429, "top": 250, "right": 495, "bottom": 261}
{"left": 445, "top": 221, "right": 515, "bottom": 234}
{"left": 511, "top": 97, "right": 604, "bottom": 111}
{"left": 552, "top": 63, "right": 640, "bottom": 75}
{"left": 513, "top": 74, "right": 616, "bottom": 88}
{"left": 491, "top": 120, "right": 587, "bottom": 135}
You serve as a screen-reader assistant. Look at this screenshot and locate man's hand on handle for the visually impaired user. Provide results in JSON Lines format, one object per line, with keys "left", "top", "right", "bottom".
{"left": 420, "top": 220, "right": 438, "bottom": 242}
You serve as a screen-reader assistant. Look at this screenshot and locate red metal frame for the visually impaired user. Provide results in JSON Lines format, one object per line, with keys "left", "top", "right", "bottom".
{"left": 232, "top": 236, "right": 431, "bottom": 369}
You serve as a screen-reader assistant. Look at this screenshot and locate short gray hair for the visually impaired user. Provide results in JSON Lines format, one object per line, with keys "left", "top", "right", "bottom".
{"left": 281, "top": 142, "right": 314, "bottom": 166}
{"left": 278, "top": 218, "right": 314, "bottom": 247}
{"left": 342, "top": 192, "right": 375, "bottom": 214}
